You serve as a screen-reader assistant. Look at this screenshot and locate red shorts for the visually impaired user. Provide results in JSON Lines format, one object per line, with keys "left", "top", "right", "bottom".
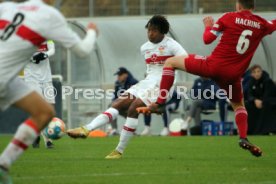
{"left": 185, "top": 54, "right": 243, "bottom": 103}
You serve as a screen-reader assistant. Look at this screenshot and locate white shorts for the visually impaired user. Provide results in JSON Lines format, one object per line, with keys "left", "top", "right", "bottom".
{"left": 25, "top": 81, "right": 56, "bottom": 104}
{"left": 0, "top": 77, "right": 34, "bottom": 111}
{"left": 126, "top": 78, "right": 161, "bottom": 106}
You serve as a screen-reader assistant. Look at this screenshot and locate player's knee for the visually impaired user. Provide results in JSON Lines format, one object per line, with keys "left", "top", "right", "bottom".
{"left": 112, "top": 97, "right": 128, "bottom": 110}
{"left": 111, "top": 100, "right": 121, "bottom": 109}
{"left": 128, "top": 100, "right": 144, "bottom": 117}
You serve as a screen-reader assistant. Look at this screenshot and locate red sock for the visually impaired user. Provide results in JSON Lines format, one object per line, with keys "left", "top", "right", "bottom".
{"left": 235, "top": 107, "right": 248, "bottom": 139}
{"left": 157, "top": 67, "right": 175, "bottom": 104}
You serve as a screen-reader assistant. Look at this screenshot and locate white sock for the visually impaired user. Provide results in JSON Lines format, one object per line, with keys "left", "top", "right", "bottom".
{"left": 144, "top": 125, "right": 150, "bottom": 130}
{"left": 0, "top": 120, "right": 39, "bottom": 170}
{"left": 116, "top": 117, "right": 138, "bottom": 153}
{"left": 84, "top": 108, "right": 119, "bottom": 131}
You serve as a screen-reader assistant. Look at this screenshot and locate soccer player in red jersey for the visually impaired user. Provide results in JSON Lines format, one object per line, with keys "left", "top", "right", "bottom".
{"left": 138, "top": 0, "right": 276, "bottom": 157}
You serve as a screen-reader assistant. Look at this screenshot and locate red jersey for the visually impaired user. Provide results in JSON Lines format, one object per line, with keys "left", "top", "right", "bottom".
{"left": 203, "top": 10, "right": 276, "bottom": 81}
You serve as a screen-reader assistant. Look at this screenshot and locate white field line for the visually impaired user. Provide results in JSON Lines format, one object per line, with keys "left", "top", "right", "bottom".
{"left": 14, "top": 171, "right": 188, "bottom": 180}
{"left": 13, "top": 172, "right": 276, "bottom": 184}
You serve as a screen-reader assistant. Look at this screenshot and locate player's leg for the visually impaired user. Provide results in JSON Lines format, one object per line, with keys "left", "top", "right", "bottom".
{"left": 137, "top": 55, "right": 210, "bottom": 113}
{"left": 67, "top": 93, "right": 135, "bottom": 138}
{"left": 180, "top": 100, "right": 203, "bottom": 134}
{"left": 41, "top": 82, "right": 56, "bottom": 148}
{"left": 140, "top": 114, "right": 151, "bottom": 136}
{"left": 32, "top": 135, "right": 41, "bottom": 148}
{"left": 221, "top": 80, "right": 247, "bottom": 139}
{"left": 106, "top": 98, "right": 145, "bottom": 159}
{"left": 107, "top": 119, "right": 119, "bottom": 136}
{"left": 160, "top": 105, "right": 170, "bottom": 136}
{"left": 231, "top": 100, "right": 247, "bottom": 138}
{"left": 41, "top": 131, "right": 54, "bottom": 149}
{"left": 156, "top": 56, "right": 187, "bottom": 105}
{"left": 25, "top": 81, "right": 44, "bottom": 149}
{"left": 224, "top": 81, "right": 262, "bottom": 157}
{"left": 231, "top": 100, "right": 262, "bottom": 157}
{"left": 0, "top": 91, "right": 55, "bottom": 171}
{"left": 136, "top": 56, "right": 187, "bottom": 113}
{"left": 218, "top": 99, "right": 228, "bottom": 122}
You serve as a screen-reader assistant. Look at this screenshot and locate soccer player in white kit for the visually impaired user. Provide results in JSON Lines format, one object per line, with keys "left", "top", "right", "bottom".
{"left": 0, "top": 0, "right": 98, "bottom": 183}
{"left": 24, "top": 40, "right": 56, "bottom": 148}
{"left": 67, "top": 15, "right": 187, "bottom": 159}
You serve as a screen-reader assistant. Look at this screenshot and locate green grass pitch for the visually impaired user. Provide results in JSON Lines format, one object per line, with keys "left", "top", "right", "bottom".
{"left": 1, "top": 136, "right": 276, "bottom": 184}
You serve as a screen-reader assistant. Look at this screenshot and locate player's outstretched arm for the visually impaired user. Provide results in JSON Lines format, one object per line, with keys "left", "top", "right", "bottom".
{"left": 45, "top": 8, "right": 98, "bottom": 58}
{"left": 202, "top": 16, "right": 217, "bottom": 44}
{"left": 71, "top": 23, "right": 98, "bottom": 58}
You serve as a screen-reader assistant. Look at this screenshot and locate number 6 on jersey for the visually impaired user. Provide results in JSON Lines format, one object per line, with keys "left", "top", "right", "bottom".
{"left": 236, "top": 30, "right": 253, "bottom": 54}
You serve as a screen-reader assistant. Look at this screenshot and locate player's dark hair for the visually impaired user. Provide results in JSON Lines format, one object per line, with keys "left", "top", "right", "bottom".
{"left": 250, "top": 64, "right": 262, "bottom": 72}
{"left": 145, "top": 15, "right": 170, "bottom": 34}
{"left": 238, "top": 0, "right": 255, "bottom": 9}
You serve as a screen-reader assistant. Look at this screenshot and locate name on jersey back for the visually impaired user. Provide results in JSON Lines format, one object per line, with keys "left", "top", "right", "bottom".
{"left": 235, "top": 17, "right": 261, "bottom": 29}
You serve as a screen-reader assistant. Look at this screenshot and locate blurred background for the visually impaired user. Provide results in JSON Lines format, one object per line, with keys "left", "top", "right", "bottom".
{"left": 1, "top": 0, "right": 275, "bottom": 17}
{"left": 1, "top": 0, "right": 276, "bottom": 136}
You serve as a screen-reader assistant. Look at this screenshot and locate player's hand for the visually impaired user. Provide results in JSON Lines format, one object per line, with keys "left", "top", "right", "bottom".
{"left": 30, "top": 52, "right": 48, "bottom": 64}
{"left": 254, "top": 99, "right": 263, "bottom": 109}
{"left": 87, "top": 22, "right": 99, "bottom": 36}
{"left": 203, "top": 16, "right": 214, "bottom": 28}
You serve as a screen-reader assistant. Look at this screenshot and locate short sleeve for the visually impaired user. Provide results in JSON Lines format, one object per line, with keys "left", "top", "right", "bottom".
{"left": 265, "top": 19, "right": 276, "bottom": 35}
{"left": 140, "top": 43, "right": 147, "bottom": 57}
{"left": 171, "top": 40, "right": 188, "bottom": 56}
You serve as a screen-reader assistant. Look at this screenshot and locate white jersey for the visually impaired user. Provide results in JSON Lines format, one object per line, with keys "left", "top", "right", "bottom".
{"left": 0, "top": 0, "right": 82, "bottom": 96}
{"left": 24, "top": 40, "right": 55, "bottom": 83}
{"left": 127, "top": 36, "right": 187, "bottom": 105}
{"left": 141, "top": 36, "right": 187, "bottom": 81}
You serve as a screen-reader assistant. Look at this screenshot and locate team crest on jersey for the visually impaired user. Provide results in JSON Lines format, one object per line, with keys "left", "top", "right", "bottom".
{"left": 159, "top": 46, "right": 165, "bottom": 55}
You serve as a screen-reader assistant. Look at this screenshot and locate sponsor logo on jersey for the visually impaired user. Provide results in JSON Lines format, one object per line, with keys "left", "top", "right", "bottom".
{"left": 151, "top": 54, "right": 158, "bottom": 62}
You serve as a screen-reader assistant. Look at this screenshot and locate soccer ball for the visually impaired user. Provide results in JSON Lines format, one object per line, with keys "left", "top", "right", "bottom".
{"left": 43, "top": 117, "right": 66, "bottom": 140}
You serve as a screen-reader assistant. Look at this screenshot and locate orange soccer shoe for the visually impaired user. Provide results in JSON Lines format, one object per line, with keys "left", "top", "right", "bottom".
{"left": 136, "top": 103, "right": 165, "bottom": 115}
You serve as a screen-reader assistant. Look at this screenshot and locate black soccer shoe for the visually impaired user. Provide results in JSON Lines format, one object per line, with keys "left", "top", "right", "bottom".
{"left": 239, "top": 138, "right": 262, "bottom": 157}
{"left": 32, "top": 136, "right": 40, "bottom": 148}
{"left": 46, "top": 141, "right": 54, "bottom": 149}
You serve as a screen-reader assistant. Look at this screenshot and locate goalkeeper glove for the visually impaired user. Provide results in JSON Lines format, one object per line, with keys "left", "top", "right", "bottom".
{"left": 30, "top": 52, "right": 48, "bottom": 64}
